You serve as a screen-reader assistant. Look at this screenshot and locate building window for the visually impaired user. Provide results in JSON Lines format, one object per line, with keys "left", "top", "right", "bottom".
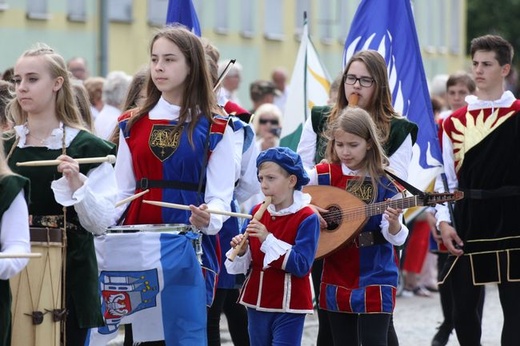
{"left": 319, "top": 0, "right": 334, "bottom": 44}
{"left": 264, "top": 0, "right": 283, "bottom": 40}
{"left": 148, "top": 0, "right": 168, "bottom": 27}
{"left": 240, "top": 0, "right": 255, "bottom": 38}
{"left": 214, "top": 0, "right": 229, "bottom": 34}
{"left": 0, "top": 0, "right": 9, "bottom": 11}
{"left": 337, "top": 0, "right": 350, "bottom": 45}
{"left": 27, "top": 0, "right": 50, "bottom": 20}
{"left": 67, "top": 0, "right": 87, "bottom": 22}
{"left": 449, "top": 0, "right": 461, "bottom": 54}
{"left": 108, "top": 0, "right": 132, "bottom": 23}
{"left": 295, "top": 0, "right": 310, "bottom": 37}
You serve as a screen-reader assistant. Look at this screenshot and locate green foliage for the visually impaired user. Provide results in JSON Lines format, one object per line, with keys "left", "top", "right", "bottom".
{"left": 467, "top": 0, "right": 520, "bottom": 64}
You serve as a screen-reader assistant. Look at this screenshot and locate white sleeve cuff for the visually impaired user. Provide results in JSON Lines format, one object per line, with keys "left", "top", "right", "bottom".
{"left": 260, "top": 233, "right": 292, "bottom": 269}
{"left": 224, "top": 246, "right": 252, "bottom": 274}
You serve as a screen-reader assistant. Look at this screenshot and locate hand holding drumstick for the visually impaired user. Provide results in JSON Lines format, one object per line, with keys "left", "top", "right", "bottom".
{"left": 227, "top": 196, "right": 271, "bottom": 261}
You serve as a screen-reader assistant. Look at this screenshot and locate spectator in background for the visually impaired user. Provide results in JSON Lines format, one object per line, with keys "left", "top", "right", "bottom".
{"left": 84, "top": 77, "right": 105, "bottom": 120}
{"left": 71, "top": 80, "right": 95, "bottom": 132}
{"left": 430, "top": 74, "right": 449, "bottom": 108}
{"left": 94, "top": 71, "right": 131, "bottom": 140}
{"left": 1, "top": 68, "right": 14, "bottom": 83}
{"left": 0, "top": 80, "right": 14, "bottom": 130}
{"left": 241, "top": 103, "right": 283, "bottom": 214}
{"left": 67, "top": 56, "right": 89, "bottom": 81}
{"left": 271, "top": 67, "right": 289, "bottom": 113}
{"left": 249, "top": 80, "right": 281, "bottom": 120}
{"left": 108, "top": 67, "right": 148, "bottom": 146}
{"left": 327, "top": 73, "right": 343, "bottom": 106}
{"left": 218, "top": 59, "right": 243, "bottom": 106}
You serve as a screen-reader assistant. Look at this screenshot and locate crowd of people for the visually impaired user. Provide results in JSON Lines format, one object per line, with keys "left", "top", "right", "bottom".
{"left": 0, "top": 25, "right": 519, "bottom": 346}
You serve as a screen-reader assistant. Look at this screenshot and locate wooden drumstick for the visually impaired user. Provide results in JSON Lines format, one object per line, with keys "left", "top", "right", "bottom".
{"left": 348, "top": 93, "right": 359, "bottom": 107}
{"left": 227, "top": 196, "right": 272, "bottom": 262}
{"left": 115, "top": 189, "right": 150, "bottom": 207}
{"left": 16, "top": 154, "right": 117, "bottom": 167}
{"left": 142, "top": 200, "right": 253, "bottom": 219}
{"left": 0, "top": 253, "right": 42, "bottom": 259}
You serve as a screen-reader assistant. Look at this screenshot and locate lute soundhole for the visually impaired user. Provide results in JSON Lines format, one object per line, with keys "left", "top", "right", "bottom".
{"left": 322, "top": 205, "right": 342, "bottom": 231}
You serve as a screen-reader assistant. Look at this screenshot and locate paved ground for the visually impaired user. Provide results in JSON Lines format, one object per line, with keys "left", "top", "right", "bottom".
{"left": 109, "top": 284, "right": 502, "bottom": 345}
{"left": 220, "top": 283, "right": 503, "bottom": 346}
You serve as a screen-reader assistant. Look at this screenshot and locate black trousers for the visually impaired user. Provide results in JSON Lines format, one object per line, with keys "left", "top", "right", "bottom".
{"left": 449, "top": 253, "right": 520, "bottom": 346}
{"left": 207, "top": 288, "right": 249, "bottom": 346}
{"left": 328, "top": 311, "right": 391, "bottom": 346}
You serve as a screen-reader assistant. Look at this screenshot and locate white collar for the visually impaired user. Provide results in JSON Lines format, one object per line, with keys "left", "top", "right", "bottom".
{"left": 149, "top": 97, "right": 183, "bottom": 120}
{"left": 465, "top": 90, "right": 516, "bottom": 111}
{"left": 266, "top": 190, "right": 312, "bottom": 216}
{"left": 341, "top": 163, "right": 360, "bottom": 176}
{"left": 14, "top": 123, "right": 79, "bottom": 149}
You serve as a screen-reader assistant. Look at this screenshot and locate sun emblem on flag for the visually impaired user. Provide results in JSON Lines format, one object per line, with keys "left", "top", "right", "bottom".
{"left": 450, "top": 108, "right": 514, "bottom": 172}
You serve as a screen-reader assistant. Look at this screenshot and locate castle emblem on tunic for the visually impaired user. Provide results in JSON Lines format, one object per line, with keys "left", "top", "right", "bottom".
{"left": 149, "top": 124, "right": 184, "bottom": 162}
{"left": 96, "top": 269, "right": 159, "bottom": 334}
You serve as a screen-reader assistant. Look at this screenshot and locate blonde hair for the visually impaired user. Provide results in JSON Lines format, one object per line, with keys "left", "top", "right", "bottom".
{"left": 324, "top": 107, "right": 388, "bottom": 197}
{"left": 7, "top": 43, "right": 86, "bottom": 130}
{"left": 251, "top": 103, "right": 283, "bottom": 136}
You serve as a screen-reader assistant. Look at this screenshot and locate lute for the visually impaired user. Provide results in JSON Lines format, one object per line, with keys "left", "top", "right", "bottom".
{"left": 303, "top": 185, "right": 463, "bottom": 259}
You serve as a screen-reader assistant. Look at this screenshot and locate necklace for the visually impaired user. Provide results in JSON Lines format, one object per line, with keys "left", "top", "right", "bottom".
{"left": 27, "top": 132, "right": 50, "bottom": 145}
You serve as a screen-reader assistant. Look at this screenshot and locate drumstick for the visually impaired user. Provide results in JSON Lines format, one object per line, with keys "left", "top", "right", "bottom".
{"left": 115, "top": 189, "right": 150, "bottom": 207}
{"left": 0, "top": 253, "right": 42, "bottom": 259}
{"left": 16, "top": 154, "right": 116, "bottom": 167}
{"left": 348, "top": 93, "right": 359, "bottom": 107}
{"left": 142, "top": 200, "right": 253, "bottom": 219}
{"left": 227, "top": 196, "right": 272, "bottom": 262}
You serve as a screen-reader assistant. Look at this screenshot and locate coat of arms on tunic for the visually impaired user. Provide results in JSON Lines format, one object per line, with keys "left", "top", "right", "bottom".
{"left": 149, "top": 124, "right": 183, "bottom": 162}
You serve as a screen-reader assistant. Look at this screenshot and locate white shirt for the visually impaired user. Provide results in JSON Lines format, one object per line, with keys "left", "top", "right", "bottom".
{"left": 0, "top": 191, "right": 30, "bottom": 280}
{"left": 14, "top": 124, "right": 118, "bottom": 235}
{"left": 94, "top": 104, "right": 122, "bottom": 140}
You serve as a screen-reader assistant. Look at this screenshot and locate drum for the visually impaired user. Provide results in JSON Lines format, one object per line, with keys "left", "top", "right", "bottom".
{"left": 10, "top": 227, "right": 63, "bottom": 346}
{"left": 106, "top": 224, "right": 203, "bottom": 264}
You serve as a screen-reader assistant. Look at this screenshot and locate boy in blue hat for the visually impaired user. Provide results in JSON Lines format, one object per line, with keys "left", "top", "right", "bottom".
{"left": 225, "top": 147, "right": 320, "bottom": 346}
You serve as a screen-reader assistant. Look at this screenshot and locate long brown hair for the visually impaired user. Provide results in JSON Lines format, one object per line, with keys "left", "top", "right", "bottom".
{"left": 329, "top": 50, "right": 400, "bottom": 146}
{"left": 324, "top": 107, "right": 389, "bottom": 198}
{"left": 125, "top": 26, "right": 220, "bottom": 146}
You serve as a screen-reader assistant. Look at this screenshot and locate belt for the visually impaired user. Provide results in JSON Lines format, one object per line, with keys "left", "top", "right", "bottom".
{"left": 31, "top": 214, "right": 78, "bottom": 231}
{"left": 354, "top": 230, "right": 387, "bottom": 247}
{"left": 461, "top": 186, "right": 520, "bottom": 199}
{"left": 136, "top": 178, "right": 205, "bottom": 191}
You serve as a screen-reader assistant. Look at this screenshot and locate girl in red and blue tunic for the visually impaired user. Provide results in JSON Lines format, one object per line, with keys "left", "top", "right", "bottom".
{"left": 225, "top": 147, "right": 320, "bottom": 346}
{"left": 307, "top": 107, "right": 409, "bottom": 346}
{"left": 114, "top": 26, "right": 235, "bottom": 345}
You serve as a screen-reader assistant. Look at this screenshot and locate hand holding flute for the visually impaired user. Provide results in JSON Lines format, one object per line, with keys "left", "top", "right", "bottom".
{"left": 227, "top": 196, "right": 271, "bottom": 261}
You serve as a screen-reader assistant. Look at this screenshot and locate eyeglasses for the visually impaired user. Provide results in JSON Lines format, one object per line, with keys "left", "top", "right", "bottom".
{"left": 259, "top": 118, "right": 279, "bottom": 126}
{"left": 344, "top": 75, "right": 375, "bottom": 88}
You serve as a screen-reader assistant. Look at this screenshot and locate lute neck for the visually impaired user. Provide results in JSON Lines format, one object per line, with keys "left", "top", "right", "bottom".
{"left": 365, "top": 196, "right": 419, "bottom": 217}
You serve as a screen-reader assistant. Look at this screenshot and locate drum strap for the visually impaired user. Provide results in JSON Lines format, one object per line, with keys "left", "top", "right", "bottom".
{"left": 136, "top": 178, "right": 205, "bottom": 191}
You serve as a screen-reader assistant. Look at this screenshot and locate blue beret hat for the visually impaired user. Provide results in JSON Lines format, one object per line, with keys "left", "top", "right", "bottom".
{"left": 256, "top": 147, "right": 310, "bottom": 190}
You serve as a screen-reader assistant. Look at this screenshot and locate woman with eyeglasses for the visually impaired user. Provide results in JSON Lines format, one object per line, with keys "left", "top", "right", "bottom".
{"left": 251, "top": 103, "right": 283, "bottom": 152}
{"left": 297, "top": 49, "right": 418, "bottom": 346}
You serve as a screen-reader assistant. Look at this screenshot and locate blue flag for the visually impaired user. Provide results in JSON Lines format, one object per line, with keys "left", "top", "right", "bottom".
{"left": 86, "top": 232, "right": 206, "bottom": 345}
{"left": 166, "top": 0, "right": 201, "bottom": 36}
{"left": 344, "top": 0, "right": 442, "bottom": 191}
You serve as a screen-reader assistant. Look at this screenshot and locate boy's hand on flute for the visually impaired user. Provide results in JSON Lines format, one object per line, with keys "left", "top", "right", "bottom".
{"left": 245, "top": 219, "right": 269, "bottom": 243}
{"left": 230, "top": 234, "right": 248, "bottom": 257}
